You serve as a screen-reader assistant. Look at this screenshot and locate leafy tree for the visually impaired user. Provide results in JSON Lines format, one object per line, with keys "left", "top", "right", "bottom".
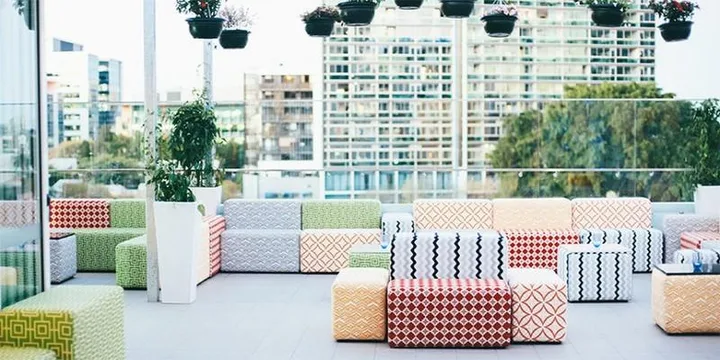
{"left": 216, "top": 140, "right": 245, "bottom": 170}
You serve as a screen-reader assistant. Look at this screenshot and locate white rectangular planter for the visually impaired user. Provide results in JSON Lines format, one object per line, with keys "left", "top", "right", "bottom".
{"left": 154, "top": 201, "right": 201, "bottom": 304}
{"left": 694, "top": 185, "right": 720, "bottom": 217}
{"left": 190, "top": 186, "right": 222, "bottom": 216}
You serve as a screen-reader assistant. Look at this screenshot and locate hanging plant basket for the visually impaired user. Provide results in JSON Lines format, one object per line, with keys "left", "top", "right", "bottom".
{"left": 395, "top": 0, "right": 424, "bottom": 10}
{"left": 186, "top": 17, "right": 225, "bottom": 39}
{"left": 440, "top": 0, "right": 476, "bottom": 19}
{"left": 219, "top": 29, "right": 249, "bottom": 49}
{"left": 658, "top": 21, "right": 693, "bottom": 42}
{"left": 338, "top": 1, "right": 378, "bottom": 26}
{"left": 481, "top": 14, "right": 517, "bottom": 38}
{"left": 589, "top": 4, "right": 624, "bottom": 27}
{"left": 305, "top": 18, "right": 337, "bottom": 37}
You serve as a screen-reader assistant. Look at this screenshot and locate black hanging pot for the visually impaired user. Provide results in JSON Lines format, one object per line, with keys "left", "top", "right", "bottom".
{"left": 305, "top": 18, "right": 336, "bottom": 37}
{"left": 395, "top": 0, "right": 424, "bottom": 10}
{"left": 440, "top": 0, "right": 476, "bottom": 19}
{"left": 481, "top": 14, "right": 517, "bottom": 38}
{"left": 186, "top": 17, "right": 225, "bottom": 39}
{"left": 589, "top": 4, "right": 624, "bottom": 27}
{"left": 338, "top": 1, "right": 378, "bottom": 26}
{"left": 219, "top": 30, "right": 250, "bottom": 49}
{"left": 659, "top": 21, "right": 693, "bottom": 42}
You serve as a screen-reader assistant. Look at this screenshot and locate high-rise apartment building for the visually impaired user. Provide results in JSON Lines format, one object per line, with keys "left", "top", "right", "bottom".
{"left": 322, "top": 0, "right": 656, "bottom": 201}
{"left": 98, "top": 59, "right": 123, "bottom": 128}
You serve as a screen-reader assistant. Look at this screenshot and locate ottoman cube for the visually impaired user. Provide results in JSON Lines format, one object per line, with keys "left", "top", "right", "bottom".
{"left": 387, "top": 279, "right": 512, "bottom": 348}
{"left": 673, "top": 249, "right": 720, "bottom": 265}
{"left": 381, "top": 212, "right": 414, "bottom": 243}
{"left": 0, "top": 267, "right": 17, "bottom": 285}
{"left": 73, "top": 228, "right": 146, "bottom": 271}
{"left": 579, "top": 228, "right": 664, "bottom": 273}
{"left": 0, "top": 348, "right": 56, "bottom": 360}
{"left": 652, "top": 264, "right": 720, "bottom": 334}
{"left": 681, "top": 232, "right": 720, "bottom": 250}
{"left": 49, "top": 233, "right": 77, "bottom": 284}
{"left": 331, "top": 268, "right": 389, "bottom": 341}
{"left": 558, "top": 244, "right": 633, "bottom": 302}
{"left": 0, "top": 285, "right": 125, "bottom": 360}
{"left": 221, "top": 230, "right": 300, "bottom": 273}
{"left": 506, "top": 268, "right": 567, "bottom": 343}
{"left": 348, "top": 244, "right": 390, "bottom": 269}
{"left": 115, "top": 236, "right": 147, "bottom": 289}
{"left": 300, "top": 229, "right": 381, "bottom": 273}
{"left": 413, "top": 199, "right": 493, "bottom": 230}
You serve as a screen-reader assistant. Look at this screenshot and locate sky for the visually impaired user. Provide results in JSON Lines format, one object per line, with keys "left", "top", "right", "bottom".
{"left": 45, "top": 0, "right": 720, "bottom": 102}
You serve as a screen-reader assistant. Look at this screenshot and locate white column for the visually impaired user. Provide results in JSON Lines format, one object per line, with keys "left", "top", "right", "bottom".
{"left": 38, "top": 0, "right": 51, "bottom": 291}
{"left": 143, "top": 0, "right": 159, "bottom": 302}
{"left": 203, "top": 40, "right": 214, "bottom": 102}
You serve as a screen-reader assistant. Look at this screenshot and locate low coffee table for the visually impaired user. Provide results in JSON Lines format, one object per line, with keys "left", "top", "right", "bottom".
{"left": 49, "top": 232, "right": 77, "bottom": 284}
{"left": 652, "top": 264, "right": 720, "bottom": 334}
{"left": 348, "top": 244, "right": 390, "bottom": 270}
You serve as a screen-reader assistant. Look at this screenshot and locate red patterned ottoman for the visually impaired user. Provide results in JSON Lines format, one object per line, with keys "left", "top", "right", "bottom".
{"left": 506, "top": 268, "right": 567, "bottom": 343}
{"left": 501, "top": 230, "right": 580, "bottom": 270}
{"left": 49, "top": 199, "right": 110, "bottom": 229}
{"left": 680, "top": 232, "right": 720, "bottom": 250}
{"left": 203, "top": 215, "right": 226, "bottom": 277}
{"left": 387, "top": 279, "right": 511, "bottom": 348}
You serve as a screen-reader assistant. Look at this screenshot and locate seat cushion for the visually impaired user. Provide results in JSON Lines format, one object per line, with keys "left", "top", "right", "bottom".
{"left": 571, "top": 197, "right": 651, "bottom": 229}
{"left": 49, "top": 199, "right": 110, "bottom": 229}
{"left": 493, "top": 198, "right": 572, "bottom": 230}
{"left": 109, "top": 200, "right": 145, "bottom": 228}
{"left": 502, "top": 229, "right": 579, "bottom": 270}
{"left": 221, "top": 229, "right": 301, "bottom": 273}
{"left": 301, "top": 200, "right": 381, "bottom": 229}
{"left": 73, "top": 228, "right": 146, "bottom": 271}
{"left": 223, "top": 200, "right": 301, "bottom": 230}
{"left": 579, "top": 228, "right": 664, "bottom": 273}
{"left": 413, "top": 199, "right": 493, "bottom": 230}
{"left": 300, "top": 229, "right": 381, "bottom": 273}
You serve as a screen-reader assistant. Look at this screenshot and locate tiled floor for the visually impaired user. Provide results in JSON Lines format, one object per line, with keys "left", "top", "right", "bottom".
{"left": 66, "top": 273, "right": 720, "bottom": 360}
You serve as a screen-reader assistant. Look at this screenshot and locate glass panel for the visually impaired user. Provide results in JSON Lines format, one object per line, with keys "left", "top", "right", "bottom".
{"left": 0, "top": 0, "right": 43, "bottom": 307}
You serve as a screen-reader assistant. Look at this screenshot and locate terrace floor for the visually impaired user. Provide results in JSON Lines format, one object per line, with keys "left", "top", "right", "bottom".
{"left": 65, "top": 273, "right": 719, "bottom": 360}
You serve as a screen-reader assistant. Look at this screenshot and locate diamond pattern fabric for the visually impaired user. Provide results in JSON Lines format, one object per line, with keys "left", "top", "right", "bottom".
{"left": 49, "top": 199, "right": 110, "bottom": 229}
{"left": 507, "top": 268, "right": 567, "bottom": 343}
{"left": 501, "top": 229, "right": 579, "bottom": 270}
{"left": 663, "top": 214, "right": 719, "bottom": 263}
{"left": 331, "top": 268, "right": 389, "bottom": 341}
{"left": 0, "top": 201, "right": 36, "bottom": 228}
{"left": 652, "top": 269, "right": 720, "bottom": 333}
{"left": 493, "top": 198, "right": 572, "bottom": 230}
{"left": 300, "top": 229, "right": 381, "bottom": 273}
{"left": 413, "top": 199, "right": 493, "bottom": 230}
{"left": 571, "top": 198, "right": 652, "bottom": 229}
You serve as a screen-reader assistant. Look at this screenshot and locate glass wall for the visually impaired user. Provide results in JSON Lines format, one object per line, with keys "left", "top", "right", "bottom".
{"left": 0, "top": 0, "right": 44, "bottom": 307}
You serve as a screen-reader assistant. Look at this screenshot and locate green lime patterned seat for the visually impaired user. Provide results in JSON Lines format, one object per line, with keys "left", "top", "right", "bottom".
{"left": 0, "top": 285, "right": 124, "bottom": 360}
{"left": 74, "top": 228, "right": 146, "bottom": 271}
{"left": 349, "top": 244, "right": 390, "bottom": 269}
{"left": 109, "top": 200, "right": 145, "bottom": 229}
{"left": 0, "top": 348, "right": 56, "bottom": 359}
{"left": 115, "top": 236, "right": 147, "bottom": 289}
{"left": 301, "top": 200, "right": 381, "bottom": 230}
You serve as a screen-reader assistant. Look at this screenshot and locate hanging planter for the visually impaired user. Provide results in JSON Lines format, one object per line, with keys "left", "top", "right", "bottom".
{"left": 574, "top": 0, "right": 630, "bottom": 27}
{"left": 176, "top": 0, "right": 225, "bottom": 39}
{"left": 481, "top": 3, "right": 518, "bottom": 38}
{"left": 649, "top": 0, "right": 699, "bottom": 42}
{"left": 338, "top": 0, "right": 382, "bottom": 26}
{"left": 218, "top": 5, "right": 253, "bottom": 49}
{"left": 395, "top": 0, "right": 424, "bottom": 10}
{"left": 302, "top": 6, "right": 341, "bottom": 37}
{"left": 440, "top": 0, "right": 477, "bottom": 19}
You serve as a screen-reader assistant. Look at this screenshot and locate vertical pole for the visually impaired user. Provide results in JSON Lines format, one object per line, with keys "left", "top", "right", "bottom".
{"left": 38, "top": 0, "right": 51, "bottom": 292}
{"left": 143, "top": 0, "right": 159, "bottom": 302}
{"left": 203, "top": 40, "right": 214, "bottom": 187}
{"left": 451, "top": 20, "right": 462, "bottom": 198}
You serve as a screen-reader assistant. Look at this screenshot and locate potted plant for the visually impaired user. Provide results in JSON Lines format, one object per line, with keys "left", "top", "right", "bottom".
{"left": 147, "top": 160, "right": 201, "bottom": 304}
{"left": 218, "top": 5, "right": 253, "bottom": 49}
{"left": 683, "top": 100, "right": 720, "bottom": 216}
{"left": 168, "top": 92, "right": 223, "bottom": 217}
{"left": 176, "top": 0, "right": 225, "bottom": 39}
{"left": 338, "top": 0, "right": 383, "bottom": 26}
{"left": 481, "top": 3, "right": 518, "bottom": 38}
{"left": 440, "top": 0, "right": 476, "bottom": 19}
{"left": 302, "top": 6, "right": 341, "bottom": 37}
{"left": 574, "top": 0, "right": 631, "bottom": 27}
{"left": 648, "top": 0, "right": 699, "bottom": 42}
{"left": 395, "top": 0, "right": 424, "bottom": 10}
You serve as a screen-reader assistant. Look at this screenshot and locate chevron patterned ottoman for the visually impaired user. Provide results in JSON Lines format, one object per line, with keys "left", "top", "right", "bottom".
{"left": 652, "top": 264, "right": 720, "bottom": 334}
{"left": 348, "top": 244, "right": 390, "bottom": 269}
{"left": 222, "top": 230, "right": 301, "bottom": 273}
{"left": 673, "top": 249, "right": 720, "bottom": 265}
{"left": 381, "top": 212, "right": 414, "bottom": 244}
{"left": 579, "top": 228, "right": 663, "bottom": 273}
{"left": 0, "top": 348, "right": 56, "bottom": 360}
{"left": 500, "top": 229, "right": 579, "bottom": 271}
{"left": 506, "top": 268, "right": 567, "bottom": 343}
{"left": 680, "top": 232, "right": 720, "bottom": 250}
{"left": 331, "top": 268, "right": 389, "bottom": 341}
{"left": 558, "top": 244, "right": 633, "bottom": 302}
{"left": 387, "top": 278, "right": 511, "bottom": 348}
{"left": 49, "top": 233, "right": 77, "bottom": 284}
{"left": 300, "top": 229, "right": 381, "bottom": 273}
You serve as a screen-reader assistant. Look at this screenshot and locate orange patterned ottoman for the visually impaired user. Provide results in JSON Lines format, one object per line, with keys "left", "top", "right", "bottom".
{"left": 652, "top": 264, "right": 720, "bottom": 334}
{"left": 300, "top": 229, "right": 381, "bottom": 273}
{"left": 506, "top": 268, "right": 567, "bottom": 343}
{"left": 387, "top": 278, "right": 512, "bottom": 348}
{"left": 680, "top": 232, "right": 720, "bottom": 250}
{"left": 331, "top": 268, "right": 389, "bottom": 341}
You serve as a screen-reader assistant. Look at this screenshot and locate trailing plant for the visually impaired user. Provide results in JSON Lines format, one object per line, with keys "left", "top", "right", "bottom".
{"left": 148, "top": 160, "right": 196, "bottom": 202}
{"left": 341, "top": 0, "right": 384, "bottom": 6}
{"left": 176, "top": 0, "right": 224, "bottom": 18}
{"left": 574, "top": 0, "right": 632, "bottom": 15}
{"left": 682, "top": 99, "right": 720, "bottom": 189}
{"left": 302, "top": 6, "right": 342, "bottom": 22}
{"left": 168, "top": 92, "right": 222, "bottom": 187}
{"left": 12, "top": 0, "right": 24, "bottom": 15}
{"left": 648, "top": 0, "right": 699, "bottom": 22}
{"left": 219, "top": 4, "right": 254, "bottom": 29}
{"left": 485, "top": 4, "right": 518, "bottom": 17}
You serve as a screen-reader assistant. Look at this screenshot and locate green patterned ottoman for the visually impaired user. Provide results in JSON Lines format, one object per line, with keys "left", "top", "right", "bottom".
{"left": 0, "top": 347, "right": 56, "bottom": 359}
{"left": 348, "top": 244, "right": 390, "bottom": 269}
{"left": 0, "top": 285, "right": 124, "bottom": 360}
{"left": 73, "top": 228, "right": 145, "bottom": 271}
{"left": 115, "top": 236, "right": 147, "bottom": 289}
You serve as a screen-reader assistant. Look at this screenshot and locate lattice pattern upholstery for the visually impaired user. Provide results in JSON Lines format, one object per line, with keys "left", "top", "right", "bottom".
{"left": 49, "top": 199, "right": 110, "bottom": 229}
{"left": 680, "top": 231, "right": 720, "bottom": 250}
{"left": 387, "top": 278, "right": 512, "bottom": 348}
{"left": 381, "top": 212, "right": 414, "bottom": 243}
{"left": 301, "top": 200, "right": 381, "bottom": 229}
{"left": 73, "top": 228, "right": 146, "bottom": 272}
{"left": 0, "top": 285, "right": 125, "bottom": 360}
{"left": 558, "top": 244, "right": 633, "bottom": 302}
{"left": 348, "top": 244, "right": 390, "bottom": 269}
{"left": 108, "top": 200, "right": 145, "bottom": 228}
{"left": 300, "top": 229, "right": 381, "bottom": 273}
{"left": 221, "top": 230, "right": 300, "bottom": 273}
{"left": 331, "top": 268, "right": 389, "bottom": 341}
{"left": 663, "top": 214, "right": 719, "bottom": 263}
{"left": 571, "top": 197, "right": 652, "bottom": 229}
{"left": 390, "top": 231, "right": 507, "bottom": 280}
{"left": 0, "top": 348, "right": 57, "bottom": 360}
{"left": 673, "top": 249, "right": 720, "bottom": 265}
{"left": 203, "top": 215, "right": 225, "bottom": 276}
{"left": 115, "top": 236, "right": 147, "bottom": 289}
{"left": 413, "top": 199, "right": 493, "bottom": 230}
{"left": 501, "top": 230, "right": 579, "bottom": 270}
{"left": 579, "top": 229, "right": 663, "bottom": 273}
{"left": 493, "top": 198, "right": 572, "bottom": 230}
{"left": 223, "top": 200, "right": 301, "bottom": 230}
{"left": 652, "top": 269, "right": 720, "bottom": 333}
{"left": 507, "top": 268, "right": 567, "bottom": 343}
{"left": 0, "top": 201, "right": 37, "bottom": 228}
{"left": 49, "top": 233, "right": 77, "bottom": 284}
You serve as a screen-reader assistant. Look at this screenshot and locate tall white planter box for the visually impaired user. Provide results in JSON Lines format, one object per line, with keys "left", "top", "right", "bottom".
{"left": 190, "top": 186, "right": 222, "bottom": 216}
{"left": 694, "top": 185, "right": 720, "bottom": 216}
{"left": 154, "top": 201, "right": 201, "bottom": 304}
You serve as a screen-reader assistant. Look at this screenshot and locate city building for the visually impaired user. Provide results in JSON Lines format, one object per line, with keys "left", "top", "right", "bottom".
{"left": 98, "top": 59, "right": 123, "bottom": 128}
